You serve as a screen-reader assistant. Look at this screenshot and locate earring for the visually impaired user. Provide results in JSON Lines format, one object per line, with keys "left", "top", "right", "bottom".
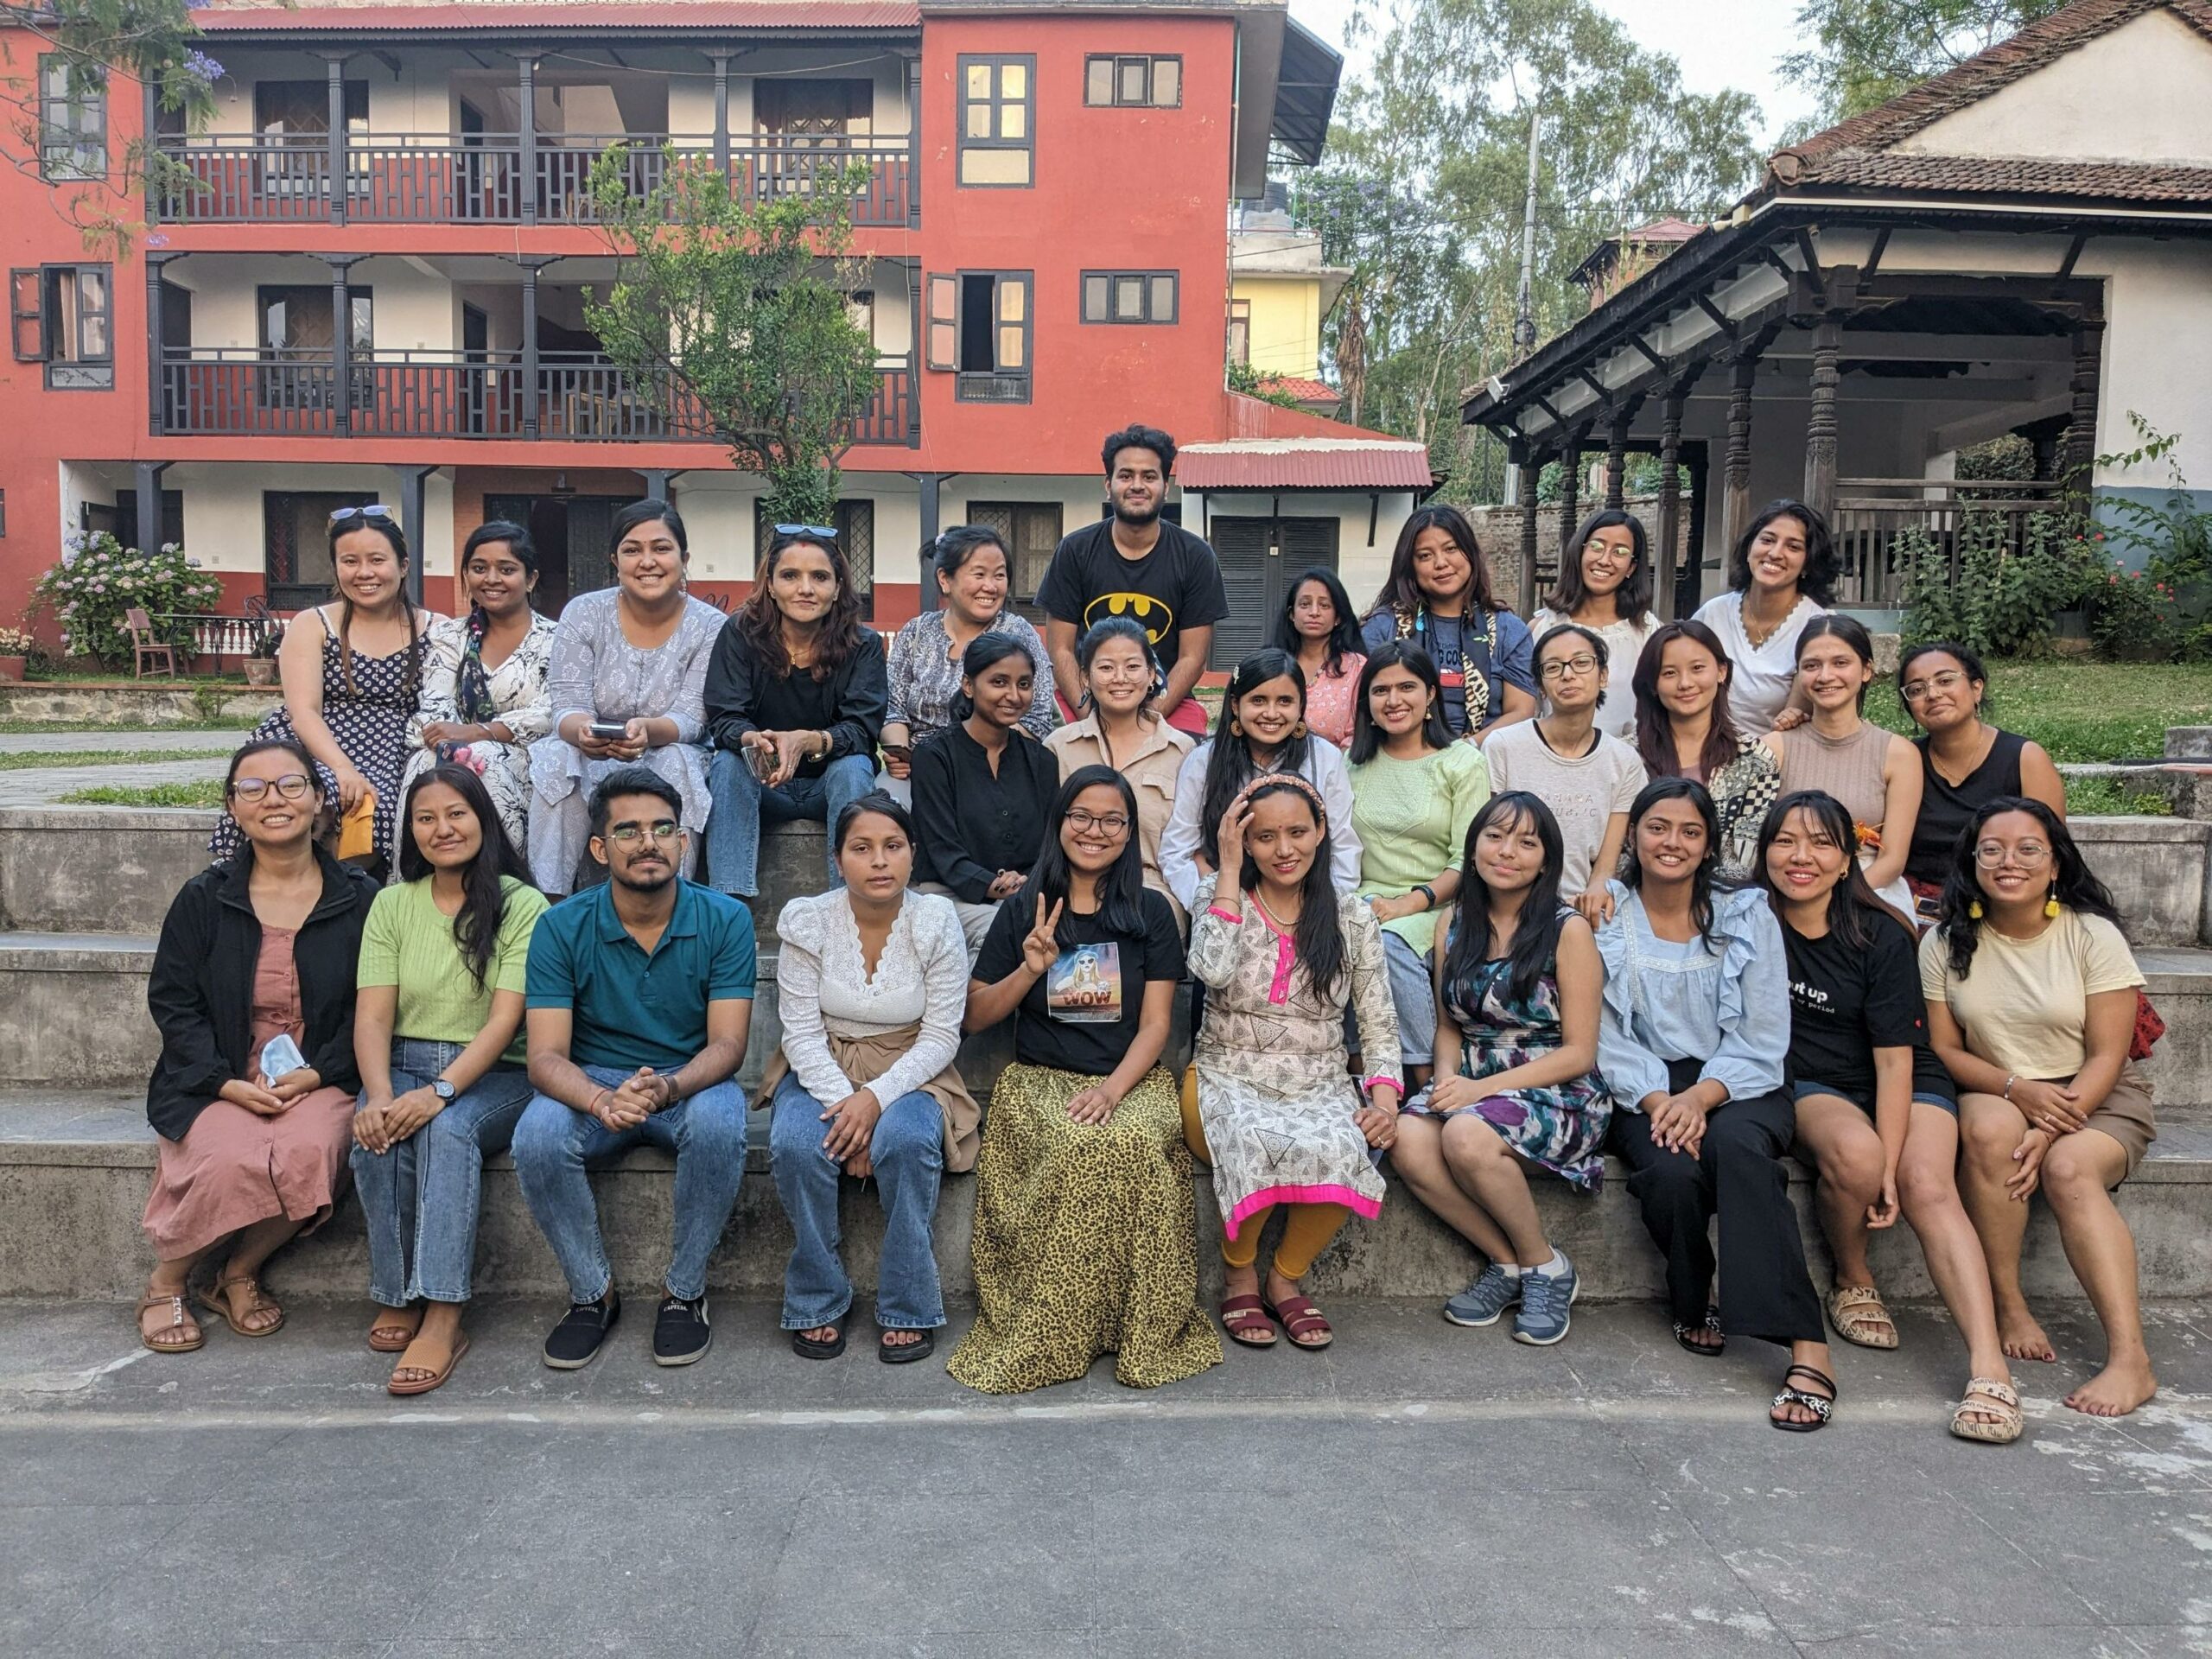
{"left": 1292, "top": 720, "right": 1308, "bottom": 741}
{"left": 2045, "top": 890, "right": 2062, "bottom": 919}
{"left": 1967, "top": 899, "right": 1984, "bottom": 919}
{"left": 1228, "top": 717, "right": 1243, "bottom": 737}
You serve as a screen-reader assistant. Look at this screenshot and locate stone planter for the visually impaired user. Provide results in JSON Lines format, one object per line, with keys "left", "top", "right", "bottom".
{"left": 244, "top": 657, "right": 278, "bottom": 688}
{"left": 0, "top": 655, "right": 23, "bottom": 683}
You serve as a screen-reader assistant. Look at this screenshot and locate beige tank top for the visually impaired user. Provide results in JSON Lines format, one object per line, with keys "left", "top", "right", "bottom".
{"left": 1774, "top": 722, "right": 1891, "bottom": 830}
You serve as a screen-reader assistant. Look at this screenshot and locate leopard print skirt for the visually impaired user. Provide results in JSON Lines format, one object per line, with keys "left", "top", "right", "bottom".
{"left": 947, "top": 1062, "right": 1223, "bottom": 1394}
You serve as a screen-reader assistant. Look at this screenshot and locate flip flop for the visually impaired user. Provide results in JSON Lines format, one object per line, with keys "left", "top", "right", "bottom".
{"left": 1950, "top": 1376, "right": 2024, "bottom": 1445}
{"left": 198, "top": 1275, "right": 285, "bottom": 1338}
{"left": 1220, "top": 1294, "right": 1279, "bottom": 1349}
{"left": 1827, "top": 1285, "right": 1900, "bottom": 1351}
{"left": 388, "top": 1333, "right": 470, "bottom": 1397}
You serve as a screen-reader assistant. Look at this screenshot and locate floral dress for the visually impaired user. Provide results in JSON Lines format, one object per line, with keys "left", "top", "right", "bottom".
{"left": 210, "top": 607, "right": 421, "bottom": 864}
{"left": 392, "top": 610, "right": 557, "bottom": 861}
{"left": 1412, "top": 918, "right": 1612, "bottom": 1192}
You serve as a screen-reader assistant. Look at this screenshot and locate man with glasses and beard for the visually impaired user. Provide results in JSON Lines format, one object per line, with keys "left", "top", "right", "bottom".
{"left": 1038, "top": 423, "right": 1228, "bottom": 738}
{"left": 512, "top": 767, "right": 756, "bottom": 1370}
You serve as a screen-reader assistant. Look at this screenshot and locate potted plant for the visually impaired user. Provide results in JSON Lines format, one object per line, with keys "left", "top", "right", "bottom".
{"left": 0, "top": 626, "right": 31, "bottom": 682}
{"left": 243, "top": 620, "right": 281, "bottom": 688}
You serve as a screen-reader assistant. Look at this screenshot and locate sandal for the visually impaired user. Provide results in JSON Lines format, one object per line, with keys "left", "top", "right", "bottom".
{"left": 367, "top": 1306, "right": 422, "bottom": 1353}
{"left": 1827, "top": 1285, "right": 1899, "bottom": 1351}
{"left": 198, "top": 1274, "right": 285, "bottom": 1338}
{"left": 1220, "top": 1294, "right": 1279, "bottom": 1349}
{"left": 791, "top": 1316, "right": 848, "bottom": 1361}
{"left": 388, "top": 1332, "right": 470, "bottom": 1398}
{"left": 1263, "top": 1293, "right": 1333, "bottom": 1351}
{"left": 878, "top": 1329, "right": 936, "bottom": 1365}
{"left": 137, "top": 1292, "right": 203, "bottom": 1353}
{"left": 1673, "top": 1308, "right": 1726, "bottom": 1357}
{"left": 1950, "top": 1376, "right": 2024, "bottom": 1445}
{"left": 1770, "top": 1363, "right": 1838, "bottom": 1433}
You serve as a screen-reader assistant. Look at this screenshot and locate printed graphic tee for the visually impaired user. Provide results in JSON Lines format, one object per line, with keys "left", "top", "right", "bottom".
{"left": 1034, "top": 518, "right": 1229, "bottom": 677}
{"left": 1783, "top": 915, "right": 1954, "bottom": 1110}
{"left": 975, "top": 886, "right": 1186, "bottom": 1076}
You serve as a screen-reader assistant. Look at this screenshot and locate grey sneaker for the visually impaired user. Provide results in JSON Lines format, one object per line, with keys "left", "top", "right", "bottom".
{"left": 1514, "top": 1256, "right": 1578, "bottom": 1346}
{"left": 1444, "top": 1263, "right": 1521, "bottom": 1327}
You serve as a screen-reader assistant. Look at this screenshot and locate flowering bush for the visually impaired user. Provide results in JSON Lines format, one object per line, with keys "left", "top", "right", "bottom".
{"left": 29, "top": 531, "right": 223, "bottom": 667}
{"left": 2088, "top": 557, "right": 2184, "bottom": 662}
{"left": 0, "top": 626, "right": 34, "bottom": 656}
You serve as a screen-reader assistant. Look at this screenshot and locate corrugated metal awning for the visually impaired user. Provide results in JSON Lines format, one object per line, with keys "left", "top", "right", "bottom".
{"left": 1177, "top": 440, "right": 1434, "bottom": 492}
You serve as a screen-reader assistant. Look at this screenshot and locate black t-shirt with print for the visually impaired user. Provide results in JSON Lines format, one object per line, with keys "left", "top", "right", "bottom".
{"left": 975, "top": 886, "right": 1185, "bottom": 1076}
{"left": 1782, "top": 915, "right": 1955, "bottom": 1110}
{"left": 1033, "top": 518, "right": 1229, "bottom": 673}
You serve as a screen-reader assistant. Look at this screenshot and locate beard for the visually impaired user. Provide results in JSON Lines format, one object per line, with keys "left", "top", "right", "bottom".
{"left": 1112, "top": 493, "right": 1161, "bottom": 528}
{"left": 613, "top": 860, "right": 676, "bottom": 893}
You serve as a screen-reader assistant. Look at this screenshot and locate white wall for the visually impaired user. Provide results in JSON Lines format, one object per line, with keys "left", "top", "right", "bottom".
{"left": 146, "top": 463, "right": 456, "bottom": 580}
{"left": 2086, "top": 239, "right": 2212, "bottom": 493}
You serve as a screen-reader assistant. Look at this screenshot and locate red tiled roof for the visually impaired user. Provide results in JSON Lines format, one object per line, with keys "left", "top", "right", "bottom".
{"left": 1263, "top": 374, "right": 1339, "bottom": 405}
{"left": 197, "top": 1, "right": 918, "bottom": 31}
{"left": 1176, "top": 437, "right": 1435, "bottom": 492}
{"left": 1774, "top": 151, "right": 2212, "bottom": 204}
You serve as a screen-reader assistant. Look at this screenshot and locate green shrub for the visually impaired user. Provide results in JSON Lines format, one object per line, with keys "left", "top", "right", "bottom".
{"left": 2088, "top": 563, "right": 2184, "bottom": 662}
{"left": 29, "top": 533, "right": 223, "bottom": 669}
{"left": 1900, "top": 512, "right": 2099, "bottom": 657}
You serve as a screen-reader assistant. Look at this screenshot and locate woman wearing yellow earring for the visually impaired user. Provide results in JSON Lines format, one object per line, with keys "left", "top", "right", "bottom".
{"left": 1921, "top": 797, "right": 2158, "bottom": 1419}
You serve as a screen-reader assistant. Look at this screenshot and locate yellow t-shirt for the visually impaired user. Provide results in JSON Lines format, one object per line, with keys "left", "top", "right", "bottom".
{"left": 1917, "top": 906, "right": 2142, "bottom": 1081}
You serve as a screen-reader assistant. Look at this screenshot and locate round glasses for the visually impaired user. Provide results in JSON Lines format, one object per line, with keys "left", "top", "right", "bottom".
{"left": 605, "top": 820, "right": 683, "bottom": 843}
{"left": 1065, "top": 809, "right": 1131, "bottom": 836}
{"left": 1540, "top": 654, "right": 1600, "bottom": 680}
{"left": 228, "top": 773, "right": 314, "bottom": 803}
{"left": 1974, "top": 841, "right": 2050, "bottom": 868}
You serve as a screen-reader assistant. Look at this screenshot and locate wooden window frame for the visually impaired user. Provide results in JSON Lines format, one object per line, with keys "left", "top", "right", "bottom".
{"left": 1081, "top": 269, "right": 1178, "bottom": 326}
{"left": 947, "top": 270, "right": 1032, "bottom": 403}
{"left": 39, "top": 56, "right": 105, "bottom": 182}
{"left": 1227, "top": 297, "right": 1252, "bottom": 366}
{"left": 956, "top": 54, "right": 1035, "bottom": 188}
{"left": 969, "top": 499, "right": 1065, "bottom": 611}
{"left": 1083, "top": 54, "right": 1182, "bottom": 108}
{"left": 13, "top": 263, "right": 113, "bottom": 389}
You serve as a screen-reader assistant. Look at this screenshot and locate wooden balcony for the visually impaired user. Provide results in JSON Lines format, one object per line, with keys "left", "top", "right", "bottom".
{"left": 156, "top": 348, "right": 920, "bottom": 448}
{"left": 1832, "top": 477, "right": 2070, "bottom": 607}
{"left": 150, "top": 132, "right": 917, "bottom": 228}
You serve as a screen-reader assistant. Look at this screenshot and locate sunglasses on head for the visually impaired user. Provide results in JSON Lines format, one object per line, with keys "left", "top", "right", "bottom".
{"left": 773, "top": 523, "right": 838, "bottom": 542}
{"left": 329, "top": 505, "right": 397, "bottom": 527}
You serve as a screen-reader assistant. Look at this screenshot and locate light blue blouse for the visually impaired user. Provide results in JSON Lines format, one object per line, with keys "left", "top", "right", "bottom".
{"left": 1593, "top": 881, "right": 1789, "bottom": 1112}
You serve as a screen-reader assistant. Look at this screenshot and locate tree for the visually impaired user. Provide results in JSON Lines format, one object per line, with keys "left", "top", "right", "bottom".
{"left": 2, "top": 0, "right": 220, "bottom": 250}
{"left": 1781, "top": 0, "right": 2063, "bottom": 124}
{"left": 582, "top": 149, "right": 881, "bottom": 526}
{"left": 1294, "top": 0, "right": 1760, "bottom": 501}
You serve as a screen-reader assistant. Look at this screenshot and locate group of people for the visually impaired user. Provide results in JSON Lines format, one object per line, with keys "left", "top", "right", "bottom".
{"left": 135, "top": 423, "right": 2155, "bottom": 1438}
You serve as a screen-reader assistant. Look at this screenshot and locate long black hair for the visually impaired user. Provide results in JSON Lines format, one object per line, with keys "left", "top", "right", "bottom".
{"left": 1237, "top": 776, "right": 1348, "bottom": 1001}
{"left": 1023, "top": 763, "right": 1151, "bottom": 940}
{"left": 1938, "top": 795, "right": 2120, "bottom": 979}
{"left": 1198, "top": 649, "right": 1311, "bottom": 868}
{"left": 1271, "top": 566, "right": 1363, "bottom": 677}
{"left": 1346, "top": 641, "right": 1451, "bottom": 765}
{"left": 328, "top": 509, "right": 426, "bottom": 702}
{"left": 950, "top": 632, "right": 1036, "bottom": 724}
{"left": 1792, "top": 613, "right": 1877, "bottom": 712}
{"left": 1549, "top": 508, "right": 1652, "bottom": 620}
{"left": 1442, "top": 791, "right": 1567, "bottom": 1007}
{"left": 397, "top": 762, "right": 532, "bottom": 989}
{"left": 1631, "top": 620, "right": 1745, "bottom": 783}
{"left": 736, "top": 527, "right": 868, "bottom": 683}
{"left": 1366, "top": 503, "right": 1501, "bottom": 625}
{"left": 1729, "top": 499, "right": 1840, "bottom": 608}
{"left": 1754, "top": 789, "right": 1902, "bottom": 953}
{"left": 1622, "top": 776, "right": 1726, "bottom": 946}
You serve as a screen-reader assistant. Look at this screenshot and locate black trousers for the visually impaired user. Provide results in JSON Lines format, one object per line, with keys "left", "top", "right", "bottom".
{"left": 1605, "top": 1057, "right": 1823, "bottom": 1346}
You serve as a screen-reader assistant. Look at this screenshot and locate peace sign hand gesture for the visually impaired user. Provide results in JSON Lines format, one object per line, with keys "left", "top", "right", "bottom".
{"left": 1020, "top": 893, "right": 1065, "bottom": 976}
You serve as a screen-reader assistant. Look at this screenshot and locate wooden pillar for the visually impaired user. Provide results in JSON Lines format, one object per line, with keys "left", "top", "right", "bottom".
{"left": 1516, "top": 444, "right": 1541, "bottom": 617}
{"left": 1681, "top": 442, "right": 1711, "bottom": 618}
{"left": 134, "top": 461, "right": 168, "bottom": 558}
{"left": 1721, "top": 350, "right": 1758, "bottom": 558}
{"left": 324, "top": 57, "right": 349, "bottom": 227}
{"left": 517, "top": 54, "right": 538, "bottom": 226}
{"left": 1556, "top": 437, "right": 1582, "bottom": 569}
{"left": 917, "top": 471, "right": 942, "bottom": 612}
{"left": 144, "top": 254, "right": 169, "bottom": 437}
{"left": 905, "top": 54, "right": 922, "bottom": 226}
{"left": 395, "top": 465, "right": 432, "bottom": 606}
{"left": 143, "top": 76, "right": 162, "bottom": 226}
{"left": 519, "top": 258, "right": 544, "bottom": 437}
{"left": 326, "top": 255, "right": 359, "bottom": 435}
{"left": 709, "top": 54, "right": 731, "bottom": 171}
{"left": 2064, "top": 319, "right": 2105, "bottom": 505}
{"left": 1656, "top": 386, "right": 1684, "bottom": 612}
{"left": 1802, "top": 314, "right": 1842, "bottom": 520}
{"left": 1605, "top": 409, "right": 1629, "bottom": 511}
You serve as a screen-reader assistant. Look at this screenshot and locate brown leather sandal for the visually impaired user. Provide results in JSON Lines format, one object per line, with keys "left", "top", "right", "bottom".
{"left": 389, "top": 1332, "right": 470, "bottom": 1397}
{"left": 1263, "top": 1293, "right": 1334, "bottom": 1350}
{"left": 1220, "top": 1294, "right": 1279, "bottom": 1348}
{"left": 368, "top": 1306, "right": 422, "bottom": 1353}
{"left": 199, "top": 1274, "right": 285, "bottom": 1338}
{"left": 137, "top": 1292, "right": 203, "bottom": 1353}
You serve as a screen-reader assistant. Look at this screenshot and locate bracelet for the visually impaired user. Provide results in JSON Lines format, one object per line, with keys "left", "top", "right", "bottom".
{"left": 2002, "top": 1074, "right": 2017, "bottom": 1101}
{"left": 588, "top": 1087, "right": 614, "bottom": 1118}
{"left": 1414, "top": 883, "right": 1438, "bottom": 912}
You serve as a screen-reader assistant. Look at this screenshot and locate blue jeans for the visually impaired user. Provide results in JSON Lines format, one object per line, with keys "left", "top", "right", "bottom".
{"left": 350, "top": 1039, "right": 535, "bottom": 1306}
{"left": 705, "top": 747, "right": 874, "bottom": 897}
{"left": 767, "top": 1071, "right": 945, "bottom": 1331}
{"left": 510, "top": 1066, "right": 747, "bottom": 1303}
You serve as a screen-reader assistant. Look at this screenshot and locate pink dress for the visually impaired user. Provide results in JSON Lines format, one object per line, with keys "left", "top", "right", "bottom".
{"left": 140, "top": 927, "right": 357, "bottom": 1259}
{"left": 1304, "top": 654, "right": 1367, "bottom": 750}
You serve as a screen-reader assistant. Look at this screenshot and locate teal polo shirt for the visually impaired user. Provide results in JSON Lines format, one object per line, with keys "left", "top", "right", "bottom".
{"left": 525, "top": 878, "right": 757, "bottom": 1072}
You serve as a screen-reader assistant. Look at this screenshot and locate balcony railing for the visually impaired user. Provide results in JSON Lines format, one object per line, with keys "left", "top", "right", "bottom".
{"left": 150, "top": 132, "right": 916, "bottom": 227}
{"left": 156, "top": 347, "right": 919, "bottom": 448}
{"left": 1832, "top": 478, "right": 2070, "bottom": 607}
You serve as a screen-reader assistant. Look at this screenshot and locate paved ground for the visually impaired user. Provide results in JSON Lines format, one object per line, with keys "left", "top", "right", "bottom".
{"left": 7, "top": 1295, "right": 2212, "bottom": 1656}
{"left": 0, "top": 730, "right": 234, "bottom": 804}
{"left": 0, "top": 730, "right": 247, "bottom": 754}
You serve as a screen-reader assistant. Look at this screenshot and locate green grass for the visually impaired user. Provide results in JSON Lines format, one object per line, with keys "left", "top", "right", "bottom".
{"left": 2063, "top": 775, "right": 2173, "bottom": 817}
{"left": 1867, "top": 660, "right": 2212, "bottom": 762}
{"left": 0, "top": 747, "right": 232, "bottom": 771}
{"left": 57, "top": 781, "right": 226, "bottom": 808}
{"left": 0, "top": 718, "right": 256, "bottom": 734}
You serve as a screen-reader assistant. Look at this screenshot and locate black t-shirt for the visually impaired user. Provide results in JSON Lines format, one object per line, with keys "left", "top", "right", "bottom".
{"left": 1782, "top": 915, "right": 1955, "bottom": 1109}
{"left": 1033, "top": 518, "right": 1229, "bottom": 673}
{"left": 974, "top": 885, "right": 1185, "bottom": 1076}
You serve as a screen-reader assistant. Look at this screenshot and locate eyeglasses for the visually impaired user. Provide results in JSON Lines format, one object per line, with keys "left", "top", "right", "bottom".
{"left": 1900, "top": 670, "right": 1970, "bottom": 702}
{"left": 1540, "top": 654, "right": 1600, "bottom": 680}
{"left": 1065, "top": 809, "right": 1131, "bottom": 836}
{"left": 328, "top": 505, "right": 396, "bottom": 527}
{"left": 1974, "top": 841, "right": 2050, "bottom": 868}
{"left": 228, "top": 773, "right": 314, "bottom": 802}
{"left": 605, "top": 821, "right": 683, "bottom": 843}
{"left": 773, "top": 523, "right": 839, "bottom": 542}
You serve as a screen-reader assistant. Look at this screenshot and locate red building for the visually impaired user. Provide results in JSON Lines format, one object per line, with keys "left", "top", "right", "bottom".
{"left": 0, "top": 0, "right": 1431, "bottom": 650}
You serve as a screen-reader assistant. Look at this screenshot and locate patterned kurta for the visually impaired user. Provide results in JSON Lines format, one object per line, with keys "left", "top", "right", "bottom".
{"left": 392, "top": 610, "right": 556, "bottom": 861}
{"left": 1187, "top": 877, "right": 1402, "bottom": 1238}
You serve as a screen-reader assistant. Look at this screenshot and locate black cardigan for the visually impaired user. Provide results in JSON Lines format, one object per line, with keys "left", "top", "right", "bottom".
{"left": 910, "top": 724, "right": 1060, "bottom": 903}
{"left": 702, "top": 620, "right": 887, "bottom": 780}
{"left": 144, "top": 846, "right": 380, "bottom": 1141}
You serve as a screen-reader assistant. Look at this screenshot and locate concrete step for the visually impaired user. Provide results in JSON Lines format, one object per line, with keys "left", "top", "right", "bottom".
{"left": 7, "top": 1087, "right": 2211, "bottom": 1305}
{"left": 0, "top": 807, "right": 219, "bottom": 934}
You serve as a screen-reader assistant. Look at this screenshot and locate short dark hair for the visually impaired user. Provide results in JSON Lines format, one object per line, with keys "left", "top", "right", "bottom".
{"left": 1102, "top": 423, "right": 1176, "bottom": 478}
{"left": 1535, "top": 620, "right": 1611, "bottom": 673}
{"left": 834, "top": 791, "right": 915, "bottom": 855}
{"left": 588, "top": 766, "right": 683, "bottom": 840}
{"left": 225, "top": 735, "right": 320, "bottom": 796}
{"left": 1550, "top": 509, "right": 1652, "bottom": 620}
{"left": 1729, "top": 499, "right": 1838, "bottom": 607}
{"left": 611, "top": 499, "right": 689, "bottom": 558}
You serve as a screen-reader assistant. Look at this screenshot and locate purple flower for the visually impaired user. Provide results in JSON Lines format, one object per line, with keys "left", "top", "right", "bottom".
{"left": 182, "top": 49, "right": 223, "bottom": 85}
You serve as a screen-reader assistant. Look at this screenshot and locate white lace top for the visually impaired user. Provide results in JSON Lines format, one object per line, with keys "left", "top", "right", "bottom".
{"left": 772, "top": 887, "right": 969, "bottom": 1107}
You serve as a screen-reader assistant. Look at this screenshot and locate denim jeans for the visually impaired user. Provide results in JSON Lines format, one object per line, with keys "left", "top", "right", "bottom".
{"left": 766, "top": 1071, "right": 946, "bottom": 1331}
{"left": 705, "top": 747, "right": 875, "bottom": 897}
{"left": 350, "top": 1039, "right": 534, "bottom": 1306}
{"left": 509, "top": 1065, "right": 748, "bottom": 1303}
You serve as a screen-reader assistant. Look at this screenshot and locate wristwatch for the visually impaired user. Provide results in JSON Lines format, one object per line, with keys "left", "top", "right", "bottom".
{"left": 431, "top": 1079, "right": 456, "bottom": 1103}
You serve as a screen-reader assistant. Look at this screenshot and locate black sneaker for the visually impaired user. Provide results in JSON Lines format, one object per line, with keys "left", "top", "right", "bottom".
{"left": 543, "top": 1291, "right": 620, "bottom": 1370}
{"left": 653, "top": 1294, "right": 712, "bottom": 1367}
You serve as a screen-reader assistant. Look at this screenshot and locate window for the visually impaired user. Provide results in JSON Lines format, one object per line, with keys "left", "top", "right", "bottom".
{"left": 925, "top": 270, "right": 1032, "bottom": 403}
{"left": 753, "top": 499, "right": 877, "bottom": 620}
{"left": 104, "top": 490, "right": 186, "bottom": 551}
{"left": 40, "top": 57, "right": 105, "bottom": 181}
{"left": 265, "top": 490, "right": 377, "bottom": 610}
{"left": 11, "top": 264, "right": 112, "bottom": 389}
{"left": 969, "top": 502, "right": 1063, "bottom": 620}
{"left": 259, "top": 285, "right": 373, "bottom": 354}
{"left": 1083, "top": 270, "right": 1178, "bottom": 325}
{"left": 1227, "top": 298, "right": 1251, "bottom": 366}
{"left": 1084, "top": 55, "right": 1180, "bottom": 108}
{"left": 957, "top": 55, "right": 1033, "bottom": 187}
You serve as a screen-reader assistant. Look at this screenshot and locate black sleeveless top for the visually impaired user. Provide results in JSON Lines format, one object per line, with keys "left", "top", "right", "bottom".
{"left": 1908, "top": 728, "right": 2025, "bottom": 885}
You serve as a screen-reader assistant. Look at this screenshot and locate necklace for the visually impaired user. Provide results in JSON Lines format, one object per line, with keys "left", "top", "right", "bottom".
{"left": 1251, "top": 888, "right": 1301, "bottom": 932}
{"left": 1739, "top": 591, "right": 1798, "bottom": 650}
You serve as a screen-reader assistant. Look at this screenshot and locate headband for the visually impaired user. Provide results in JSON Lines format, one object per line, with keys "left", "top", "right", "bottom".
{"left": 1237, "top": 771, "right": 1328, "bottom": 833}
